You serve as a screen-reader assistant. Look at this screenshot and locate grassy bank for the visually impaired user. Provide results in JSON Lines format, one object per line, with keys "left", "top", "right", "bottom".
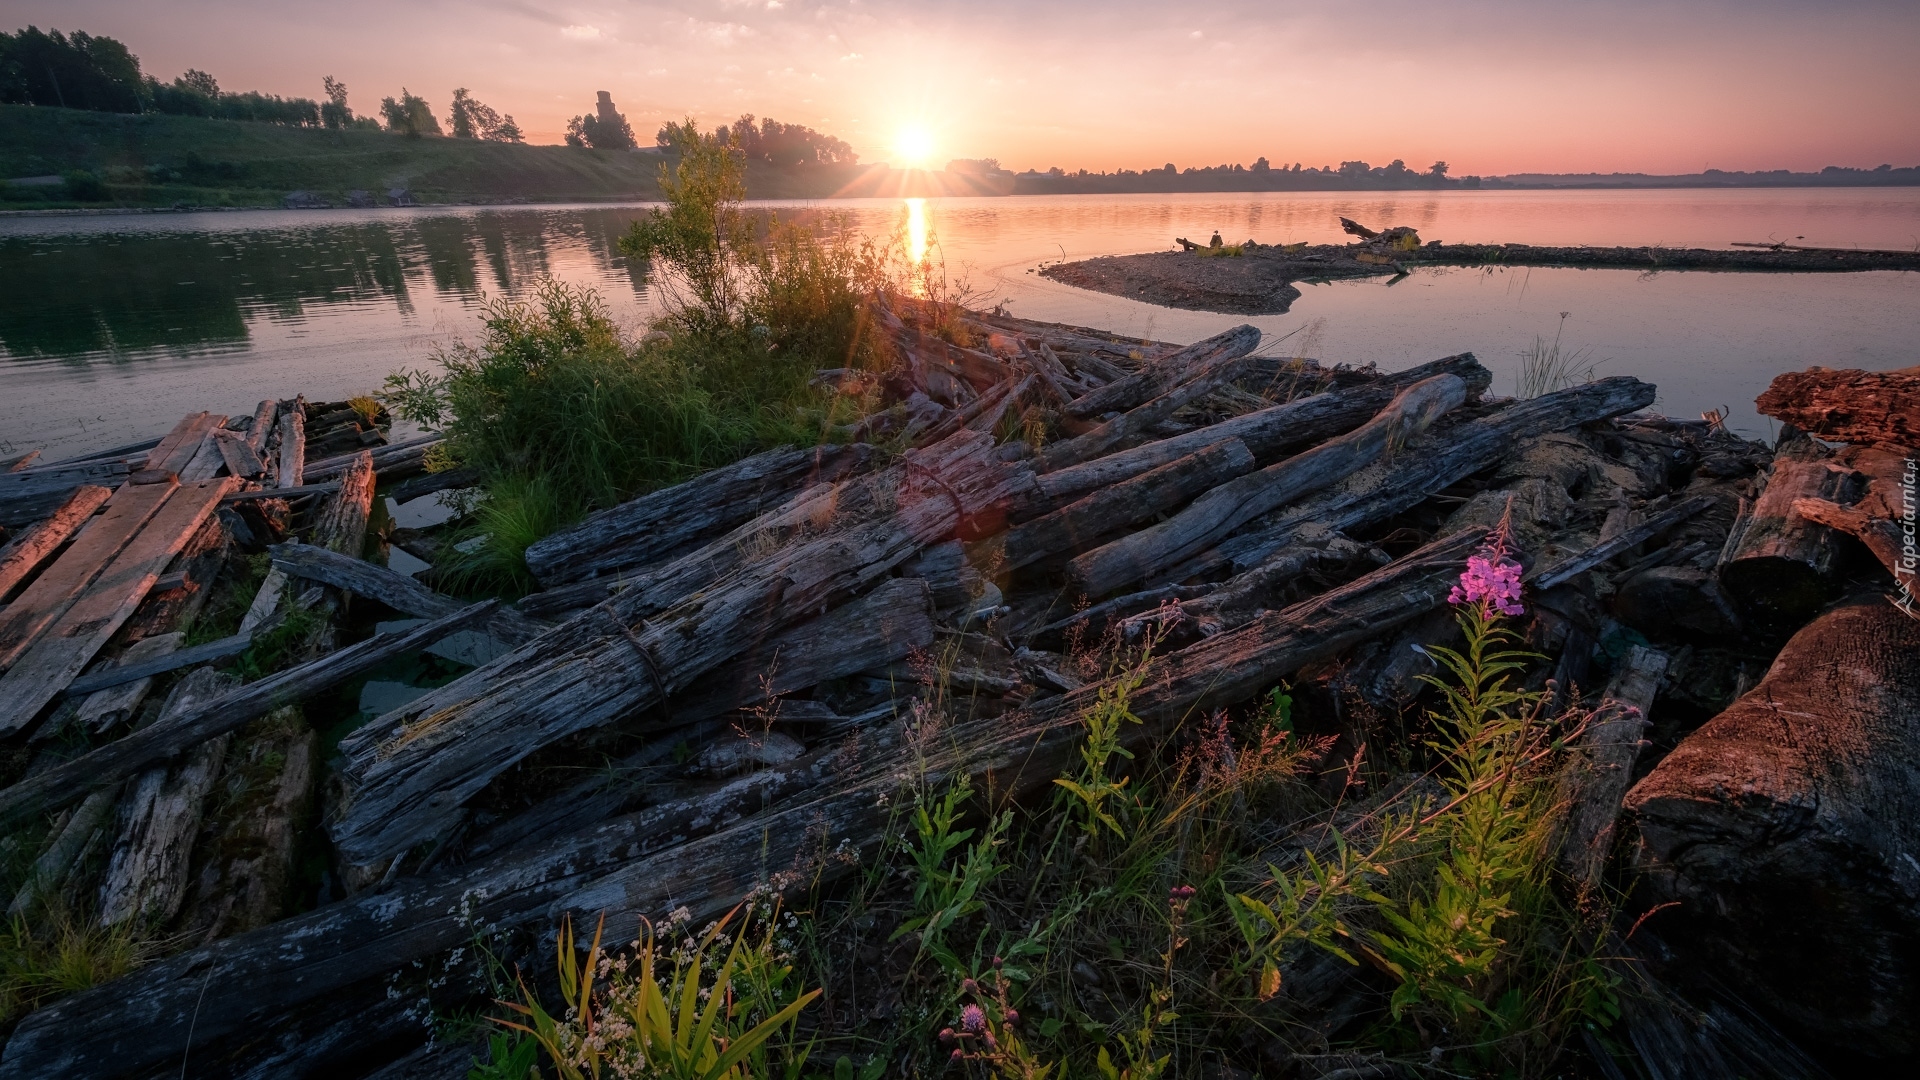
{"left": 0, "top": 105, "right": 879, "bottom": 208}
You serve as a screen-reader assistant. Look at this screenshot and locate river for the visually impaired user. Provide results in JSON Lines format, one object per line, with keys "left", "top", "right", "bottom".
{"left": 3, "top": 187, "right": 1917, "bottom": 460}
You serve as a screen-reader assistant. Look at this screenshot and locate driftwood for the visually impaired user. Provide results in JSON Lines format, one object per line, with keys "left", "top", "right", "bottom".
{"left": 1063, "top": 324, "right": 1263, "bottom": 419}
{"left": 387, "top": 465, "right": 481, "bottom": 505}
{"left": 971, "top": 439, "right": 1256, "bottom": 575}
{"left": 311, "top": 451, "right": 375, "bottom": 557}
{"left": 1754, "top": 364, "right": 1920, "bottom": 445}
{"left": 1070, "top": 375, "right": 1468, "bottom": 597}
{"left": 212, "top": 429, "right": 267, "bottom": 480}
{"left": 1038, "top": 353, "right": 1263, "bottom": 471}
{"left": 328, "top": 430, "right": 1036, "bottom": 863}
{"left": 267, "top": 543, "right": 547, "bottom": 646}
{"left": 0, "top": 602, "right": 498, "bottom": 828}
{"left": 1557, "top": 645, "right": 1667, "bottom": 888}
{"left": 301, "top": 434, "right": 442, "bottom": 482}
{"left": 67, "top": 632, "right": 185, "bottom": 733}
{"left": 60, "top": 630, "right": 254, "bottom": 700}
{"left": 243, "top": 399, "right": 277, "bottom": 456}
{"left": 1717, "top": 430, "right": 1856, "bottom": 624}
{"left": 1783, "top": 443, "right": 1912, "bottom": 588}
{"left": 181, "top": 715, "right": 317, "bottom": 940}
{"left": 1532, "top": 495, "right": 1714, "bottom": 590}
{"left": 0, "top": 485, "right": 111, "bottom": 601}
{"left": 96, "top": 667, "right": 238, "bottom": 927}
{"left": 1028, "top": 353, "right": 1490, "bottom": 507}
{"left": 5, "top": 784, "right": 121, "bottom": 919}
{"left": 0, "top": 524, "right": 1487, "bottom": 1080}
{"left": 276, "top": 400, "right": 306, "bottom": 489}
{"left": 1215, "top": 377, "right": 1659, "bottom": 574}
{"left": 0, "top": 479, "right": 233, "bottom": 733}
{"left": 1626, "top": 593, "right": 1920, "bottom": 1055}
{"left": 523, "top": 444, "right": 872, "bottom": 587}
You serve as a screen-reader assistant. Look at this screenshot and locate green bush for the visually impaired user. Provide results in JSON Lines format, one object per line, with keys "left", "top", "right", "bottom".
{"left": 61, "top": 169, "right": 107, "bottom": 201}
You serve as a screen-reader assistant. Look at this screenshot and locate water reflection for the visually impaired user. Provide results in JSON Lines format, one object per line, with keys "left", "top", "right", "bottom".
{"left": 0, "top": 207, "right": 652, "bottom": 364}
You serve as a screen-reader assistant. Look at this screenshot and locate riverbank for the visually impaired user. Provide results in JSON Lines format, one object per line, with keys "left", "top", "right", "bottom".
{"left": 1, "top": 298, "right": 1914, "bottom": 1077}
{"left": 1043, "top": 233, "right": 1920, "bottom": 314}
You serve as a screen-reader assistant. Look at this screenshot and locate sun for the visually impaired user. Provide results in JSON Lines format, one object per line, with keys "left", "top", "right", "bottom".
{"left": 893, "top": 125, "right": 935, "bottom": 168}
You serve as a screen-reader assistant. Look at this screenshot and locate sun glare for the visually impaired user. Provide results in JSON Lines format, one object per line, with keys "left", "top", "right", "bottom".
{"left": 894, "top": 126, "right": 935, "bottom": 167}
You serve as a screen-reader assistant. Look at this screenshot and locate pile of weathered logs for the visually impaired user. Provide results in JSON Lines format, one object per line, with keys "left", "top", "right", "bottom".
{"left": 0, "top": 299, "right": 1908, "bottom": 1076}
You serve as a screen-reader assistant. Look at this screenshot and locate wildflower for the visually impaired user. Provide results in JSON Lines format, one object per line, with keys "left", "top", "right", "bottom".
{"left": 1003, "top": 1008, "right": 1020, "bottom": 1025}
{"left": 938, "top": 1027, "right": 956, "bottom": 1044}
{"left": 1450, "top": 519, "right": 1526, "bottom": 617}
{"left": 960, "top": 977, "right": 978, "bottom": 995}
{"left": 960, "top": 1004, "right": 987, "bottom": 1034}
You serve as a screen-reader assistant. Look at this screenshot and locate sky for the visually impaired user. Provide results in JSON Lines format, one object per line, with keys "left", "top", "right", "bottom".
{"left": 15, "top": 0, "right": 1920, "bottom": 175}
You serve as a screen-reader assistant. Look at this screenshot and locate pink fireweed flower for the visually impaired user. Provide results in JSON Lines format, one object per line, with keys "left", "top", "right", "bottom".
{"left": 1450, "top": 518, "right": 1525, "bottom": 617}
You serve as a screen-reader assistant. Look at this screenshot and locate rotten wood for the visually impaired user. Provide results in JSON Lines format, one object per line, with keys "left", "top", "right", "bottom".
{"left": 0, "top": 459, "right": 128, "bottom": 528}
{"left": 1754, "top": 364, "right": 1920, "bottom": 445}
{"left": 97, "top": 667, "right": 239, "bottom": 927}
{"left": 67, "top": 631, "right": 184, "bottom": 732}
{"left": 131, "top": 412, "right": 221, "bottom": 485}
{"left": 1070, "top": 374, "right": 1469, "bottom": 597}
{"left": 1063, "top": 324, "right": 1263, "bottom": 419}
{"left": 243, "top": 399, "right": 278, "bottom": 457}
{"left": 1532, "top": 495, "right": 1714, "bottom": 590}
{"left": 180, "top": 714, "right": 317, "bottom": 940}
{"left": 276, "top": 399, "right": 306, "bottom": 490}
{"left": 0, "top": 601, "right": 499, "bottom": 828}
{"left": 1626, "top": 593, "right": 1920, "bottom": 1055}
{"left": 1717, "top": 429, "right": 1858, "bottom": 624}
{"left": 1038, "top": 352, "right": 1264, "bottom": 471}
{"left": 523, "top": 443, "right": 873, "bottom": 588}
{"left": 328, "top": 430, "right": 1036, "bottom": 864}
{"left": 267, "top": 543, "right": 547, "bottom": 646}
{"left": 970, "top": 439, "right": 1256, "bottom": 575}
{"left": 1558, "top": 644, "right": 1667, "bottom": 888}
{"left": 5, "top": 784, "right": 120, "bottom": 919}
{"left": 212, "top": 429, "right": 268, "bottom": 480}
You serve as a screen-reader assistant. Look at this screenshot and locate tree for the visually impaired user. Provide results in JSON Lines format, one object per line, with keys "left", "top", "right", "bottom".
{"left": 321, "top": 75, "right": 352, "bottom": 128}
{"left": 1252, "top": 156, "right": 1271, "bottom": 173}
{"left": 380, "top": 88, "right": 441, "bottom": 137}
{"left": 1428, "top": 160, "right": 1450, "bottom": 177}
{"left": 0, "top": 26, "right": 144, "bottom": 112}
{"left": 618, "top": 119, "right": 750, "bottom": 334}
{"left": 176, "top": 68, "right": 217, "bottom": 97}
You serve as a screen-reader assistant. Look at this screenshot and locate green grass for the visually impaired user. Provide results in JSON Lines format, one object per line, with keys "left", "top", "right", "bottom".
{"left": 0, "top": 104, "right": 881, "bottom": 208}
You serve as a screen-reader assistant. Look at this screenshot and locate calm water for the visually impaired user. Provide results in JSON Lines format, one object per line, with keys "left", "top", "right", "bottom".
{"left": 3, "top": 188, "right": 1918, "bottom": 460}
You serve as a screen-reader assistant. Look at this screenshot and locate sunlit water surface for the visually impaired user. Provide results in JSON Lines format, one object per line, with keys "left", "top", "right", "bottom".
{"left": 3, "top": 187, "right": 1918, "bottom": 459}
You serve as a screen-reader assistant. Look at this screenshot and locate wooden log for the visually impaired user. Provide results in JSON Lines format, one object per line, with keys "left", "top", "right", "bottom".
{"left": 4, "top": 784, "right": 120, "bottom": 919}
{"left": 1625, "top": 593, "right": 1920, "bottom": 1055}
{"left": 523, "top": 444, "right": 873, "bottom": 587}
{"left": 0, "top": 485, "right": 112, "bottom": 603}
{"left": 0, "top": 479, "right": 234, "bottom": 734}
{"left": 917, "top": 377, "right": 1029, "bottom": 446}
{"left": 1781, "top": 443, "right": 1913, "bottom": 592}
{"left": 131, "top": 412, "right": 221, "bottom": 485}
{"left": 97, "top": 667, "right": 238, "bottom": 927}
{"left": 0, "top": 523, "right": 1484, "bottom": 1080}
{"left": 223, "top": 483, "right": 337, "bottom": 503}
{"left": 0, "top": 602, "right": 498, "bottom": 828}
{"left": 1070, "top": 375, "right": 1469, "bottom": 597}
{"left": 1030, "top": 353, "right": 1489, "bottom": 508}
{"left": 1063, "top": 324, "right": 1262, "bottom": 419}
{"left": 1039, "top": 353, "right": 1263, "bottom": 471}
{"left": 212, "top": 430, "right": 267, "bottom": 481}
{"left": 267, "top": 543, "right": 547, "bottom": 646}
{"left": 310, "top": 451, "right": 375, "bottom": 559}
{"left": 67, "top": 632, "right": 184, "bottom": 732}
{"left": 0, "top": 461, "right": 127, "bottom": 529}
{"left": 1717, "top": 430, "right": 1857, "bottom": 625}
{"left": 276, "top": 399, "right": 306, "bottom": 490}
{"left": 1557, "top": 645, "right": 1667, "bottom": 889}
{"left": 387, "top": 465, "right": 480, "bottom": 505}
{"left": 463, "top": 579, "right": 932, "bottom": 860}
{"left": 1214, "top": 377, "right": 1659, "bottom": 575}
{"left": 328, "top": 430, "right": 1036, "bottom": 864}
{"left": 969, "top": 439, "right": 1256, "bottom": 575}
{"left": 1532, "top": 495, "right": 1714, "bottom": 590}
{"left": 0, "top": 481, "right": 178, "bottom": 674}
{"left": 1754, "top": 364, "right": 1920, "bottom": 445}
{"left": 300, "top": 434, "right": 443, "bottom": 481}
{"left": 243, "top": 399, "right": 277, "bottom": 456}
{"left": 1, "top": 451, "right": 37, "bottom": 472}
{"left": 180, "top": 716, "right": 316, "bottom": 940}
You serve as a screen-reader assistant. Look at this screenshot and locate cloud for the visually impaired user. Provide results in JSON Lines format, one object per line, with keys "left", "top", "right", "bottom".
{"left": 560, "top": 25, "right": 601, "bottom": 40}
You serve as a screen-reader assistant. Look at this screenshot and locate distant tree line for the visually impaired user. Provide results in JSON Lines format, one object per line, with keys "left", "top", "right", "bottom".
{"left": 0, "top": 24, "right": 522, "bottom": 142}
{"left": 706, "top": 114, "right": 858, "bottom": 166}
{"left": 1010, "top": 157, "right": 1478, "bottom": 194}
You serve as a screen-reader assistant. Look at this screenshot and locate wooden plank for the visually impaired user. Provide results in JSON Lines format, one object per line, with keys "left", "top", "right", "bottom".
{"left": 243, "top": 399, "right": 278, "bottom": 456}
{"left": 132, "top": 412, "right": 220, "bottom": 485}
{"left": 0, "top": 602, "right": 499, "bottom": 828}
{"left": 0, "top": 482, "right": 177, "bottom": 673}
{"left": 1558, "top": 645, "right": 1668, "bottom": 888}
{"left": 0, "top": 485, "right": 112, "bottom": 603}
{"left": 276, "top": 399, "right": 306, "bottom": 489}
{"left": 301, "top": 434, "right": 444, "bottom": 481}
{"left": 178, "top": 429, "right": 227, "bottom": 483}
{"left": 0, "top": 478, "right": 234, "bottom": 734}
{"left": 224, "top": 482, "right": 337, "bottom": 503}
{"left": 68, "top": 632, "right": 184, "bottom": 733}
{"left": 212, "top": 430, "right": 267, "bottom": 480}
{"left": 61, "top": 631, "right": 253, "bottom": 700}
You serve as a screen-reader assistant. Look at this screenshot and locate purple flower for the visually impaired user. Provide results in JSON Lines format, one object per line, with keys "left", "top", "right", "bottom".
{"left": 939, "top": 1027, "right": 956, "bottom": 1044}
{"left": 1003, "top": 1008, "right": 1020, "bottom": 1025}
{"left": 1450, "top": 553, "right": 1525, "bottom": 616}
{"left": 961, "top": 1004, "right": 988, "bottom": 1034}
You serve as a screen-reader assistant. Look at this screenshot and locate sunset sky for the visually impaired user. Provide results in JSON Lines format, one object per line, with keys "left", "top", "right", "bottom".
{"left": 16, "top": 0, "right": 1920, "bottom": 175}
